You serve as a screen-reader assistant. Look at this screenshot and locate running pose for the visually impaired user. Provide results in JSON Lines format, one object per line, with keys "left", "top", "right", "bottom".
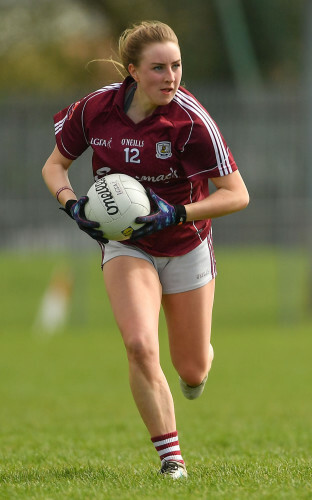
{"left": 42, "top": 20, "right": 249, "bottom": 479}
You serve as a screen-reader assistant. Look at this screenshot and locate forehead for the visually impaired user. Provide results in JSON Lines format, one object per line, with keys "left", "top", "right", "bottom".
{"left": 139, "top": 41, "right": 181, "bottom": 64}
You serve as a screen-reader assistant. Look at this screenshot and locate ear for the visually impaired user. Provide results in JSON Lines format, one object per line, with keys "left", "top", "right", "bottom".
{"left": 128, "top": 63, "right": 139, "bottom": 82}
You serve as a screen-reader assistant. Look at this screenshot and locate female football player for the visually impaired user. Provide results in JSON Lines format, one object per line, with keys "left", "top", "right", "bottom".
{"left": 42, "top": 20, "right": 249, "bottom": 479}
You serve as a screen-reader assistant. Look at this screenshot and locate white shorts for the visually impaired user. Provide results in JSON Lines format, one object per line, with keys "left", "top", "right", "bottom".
{"left": 101, "top": 234, "right": 217, "bottom": 294}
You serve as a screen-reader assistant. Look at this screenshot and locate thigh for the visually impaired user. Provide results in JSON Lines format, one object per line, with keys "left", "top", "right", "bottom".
{"left": 103, "top": 256, "right": 162, "bottom": 349}
{"left": 159, "top": 236, "right": 216, "bottom": 295}
{"left": 162, "top": 279, "right": 215, "bottom": 371}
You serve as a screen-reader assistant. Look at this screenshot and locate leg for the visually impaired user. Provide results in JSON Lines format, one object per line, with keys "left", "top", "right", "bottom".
{"left": 162, "top": 279, "right": 215, "bottom": 387}
{"left": 103, "top": 256, "right": 176, "bottom": 437}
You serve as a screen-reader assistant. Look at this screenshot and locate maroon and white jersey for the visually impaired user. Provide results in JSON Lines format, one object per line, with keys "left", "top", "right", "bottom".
{"left": 54, "top": 76, "right": 237, "bottom": 257}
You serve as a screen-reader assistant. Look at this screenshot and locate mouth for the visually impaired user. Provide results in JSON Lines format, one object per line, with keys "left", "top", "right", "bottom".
{"left": 160, "top": 88, "right": 174, "bottom": 95}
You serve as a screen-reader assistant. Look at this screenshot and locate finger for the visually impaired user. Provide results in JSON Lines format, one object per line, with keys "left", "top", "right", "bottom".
{"left": 79, "top": 220, "right": 100, "bottom": 229}
{"left": 82, "top": 227, "right": 105, "bottom": 239}
{"left": 131, "top": 223, "right": 156, "bottom": 240}
{"left": 90, "top": 230, "right": 108, "bottom": 243}
{"left": 135, "top": 213, "right": 159, "bottom": 224}
{"left": 78, "top": 195, "right": 89, "bottom": 206}
{"left": 144, "top": 188, "right": 162, "bottom": 212}
{"left": 148, "top": 189, "right": 162, "bottom": 206}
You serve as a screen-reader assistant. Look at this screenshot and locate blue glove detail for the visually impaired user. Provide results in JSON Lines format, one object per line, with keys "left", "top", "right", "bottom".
{"left": 61, "top": 197, "right": 108, "bottom": 243}
{"left": 130, "top": 189, "right": 186, "bottom": 240}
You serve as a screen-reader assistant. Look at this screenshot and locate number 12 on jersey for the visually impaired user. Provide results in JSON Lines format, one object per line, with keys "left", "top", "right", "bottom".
{"left": 124, "top": 147, "right": 140, "bottom": 163}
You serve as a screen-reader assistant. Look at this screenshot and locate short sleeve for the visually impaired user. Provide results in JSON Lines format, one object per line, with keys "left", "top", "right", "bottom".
{"left": 180, "top": 119, "right": 238, "bottom": 180}
{"left": 174, "top": 88, "right": 238, "bottom": 180}
{"left": 53, "top": 99, "right": 89, "bottom": 160}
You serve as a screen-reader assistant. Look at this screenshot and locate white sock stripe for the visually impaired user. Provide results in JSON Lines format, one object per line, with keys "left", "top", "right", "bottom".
{"left": 156, "top": 445, "right": 181, "bottom": 456}
{"left": 161, "top": 454, "right": 183, "bottom": 462}
{"left": 152, "top": 436, "right": 178, "bottom": 447}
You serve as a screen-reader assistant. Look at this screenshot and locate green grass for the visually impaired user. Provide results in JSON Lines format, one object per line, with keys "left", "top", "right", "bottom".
{"left": 0, "top": 248, "right": 311, "bottom": 499}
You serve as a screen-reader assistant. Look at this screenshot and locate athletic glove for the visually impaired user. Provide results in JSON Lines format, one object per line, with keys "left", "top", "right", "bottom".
{"left": 130, "top": 188, "right": 187, "bottom": 240}
{"left": 60, "top": 197, "right": 108, "bottom": 243}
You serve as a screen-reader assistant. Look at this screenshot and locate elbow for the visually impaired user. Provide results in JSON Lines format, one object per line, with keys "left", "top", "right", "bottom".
{"left": 237, "top": 189, "right": 250, "bottom": 212}
{"left": 42, "top": 162, "right": 49, "bottom": 181}
{"left": 241, "top": 191, "right": 250, "bottom": 210}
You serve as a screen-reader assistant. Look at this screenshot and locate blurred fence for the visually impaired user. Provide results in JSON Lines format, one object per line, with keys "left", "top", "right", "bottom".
{"left": 0, "top": 85, "right": 309, "bottom": 252}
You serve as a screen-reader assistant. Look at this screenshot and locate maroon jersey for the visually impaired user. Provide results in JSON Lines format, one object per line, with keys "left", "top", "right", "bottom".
{"left": 54, "top": 77, "right": 237, "bottom": 256}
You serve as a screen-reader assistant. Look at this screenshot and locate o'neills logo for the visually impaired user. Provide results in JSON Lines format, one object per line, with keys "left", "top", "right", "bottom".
{"left": 96, "top": 178, "right": 119, "bottom": 215}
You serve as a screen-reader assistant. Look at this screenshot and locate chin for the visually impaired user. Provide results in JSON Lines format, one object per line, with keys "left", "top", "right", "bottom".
{"left": 158, "top": 95, "right": 174, "bottom": 106}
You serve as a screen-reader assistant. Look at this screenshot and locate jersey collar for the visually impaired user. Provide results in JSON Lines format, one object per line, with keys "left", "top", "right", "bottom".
{"left": 114, "top": 76, "right": 171, "bottom": 117}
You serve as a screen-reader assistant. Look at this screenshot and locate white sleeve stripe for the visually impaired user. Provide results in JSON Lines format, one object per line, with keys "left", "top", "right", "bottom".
{"left": 54, "top": 117, "right": 66, "bottom": 135}
{"left": 175, "top": 90, "right": 230, "bottom": 174}
{"left": 175, "top": 91, "right": 229, "bottom": 176}
{"left": 80, "top": 83, "right": 122, "bottom": 145}
{"left": 174, "top": 94, "right": 226, "bottom": 177}
{"left": 186, "top": 166, "right": 220, "bottom": 178}
{"left": 54, "top": 83, "right": 122, "bottom": 140}
{"left": 174, "top": 90, "right": 232, "bottom": 176}
{"left": 185, "top": 91, "right": 232, "bottom": 174}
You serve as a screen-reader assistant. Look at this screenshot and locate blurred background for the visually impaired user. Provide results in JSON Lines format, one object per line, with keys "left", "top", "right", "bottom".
{"left": 0, "top": 0, "right": 311, "bottom": 325}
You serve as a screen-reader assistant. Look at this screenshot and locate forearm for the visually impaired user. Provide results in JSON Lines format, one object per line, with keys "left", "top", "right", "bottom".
{"left": 42, "top": 148, "right": 76, "bottom": 207}
{"left": 185, "top": 178, "right": 249, "bottom": 222}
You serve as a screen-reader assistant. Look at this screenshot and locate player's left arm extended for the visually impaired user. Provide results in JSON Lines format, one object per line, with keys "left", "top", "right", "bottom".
{"left": 131, "top": 171, "right": 249, "bottom": 240}
{"left": 185, "top": 170, "right": 249, "bottom": 222}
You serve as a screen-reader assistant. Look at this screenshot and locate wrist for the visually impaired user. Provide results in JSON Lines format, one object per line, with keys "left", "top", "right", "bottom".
{"left": 63, "top": 199, "right": 77, "bottom": 218}
{"left": 175, "top": 204, "right": 187, "bottom": 225}
{"left": 56, "top": 186, "right": 75, "bottom": 204}
{"left": 65, "top": 198, "right": 77, "bottom": 212}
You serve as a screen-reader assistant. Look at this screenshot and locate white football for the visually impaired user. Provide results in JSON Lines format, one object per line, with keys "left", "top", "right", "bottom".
{"left": 84, "top": 174, "right": 151, "bottom": 241}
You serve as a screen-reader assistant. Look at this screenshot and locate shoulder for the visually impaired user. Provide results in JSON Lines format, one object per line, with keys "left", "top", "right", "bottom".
{"left": 169, "top": 86, "right": 215, "bottom": 151}
{"left": 173, "top": 86, "right": 213, "bottom": 126}
{"left": 80, "top": 82, "right": 122, "bottom": 118}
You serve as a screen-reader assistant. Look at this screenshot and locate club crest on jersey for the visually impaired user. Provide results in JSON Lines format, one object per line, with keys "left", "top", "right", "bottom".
{"left": 156, "top": 141, "right": 172, "bottom": 159}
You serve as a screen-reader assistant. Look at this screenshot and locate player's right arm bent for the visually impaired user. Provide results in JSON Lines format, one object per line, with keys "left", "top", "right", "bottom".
{"left": 42, "top": 145, "right": 107, "bottom": 243}
{"left": 42, "top": 145, "right": 76, "bottom": 206}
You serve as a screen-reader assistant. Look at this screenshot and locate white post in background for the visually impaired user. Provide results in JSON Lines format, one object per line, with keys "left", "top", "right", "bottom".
{"left": 303, "top": 0, "right": 312, "bottom": 314}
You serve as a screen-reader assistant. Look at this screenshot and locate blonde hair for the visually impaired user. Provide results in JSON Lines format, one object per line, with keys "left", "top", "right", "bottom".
{"left": 87, "top": 21, "right": 179, "bottom": 80}
{"left": 118, "top": 21, "right": 179, "bottom": 74}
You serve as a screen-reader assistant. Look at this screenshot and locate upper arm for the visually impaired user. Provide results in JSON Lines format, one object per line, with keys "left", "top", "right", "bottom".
{"left": 45, "top": 145, "right": 73, "bottom": 171}
{"left": 210, "top": 170, "right": 247, "bottom": 193}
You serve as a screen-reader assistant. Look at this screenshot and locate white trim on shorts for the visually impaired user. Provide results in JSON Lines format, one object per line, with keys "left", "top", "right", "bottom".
{"left": 99, "top": 230, "right": 217, "bottom": 294}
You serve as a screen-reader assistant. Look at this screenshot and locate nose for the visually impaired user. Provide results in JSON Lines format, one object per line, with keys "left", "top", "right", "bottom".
{"left": 165, "top": 67, "right": 174, "bottom": 83}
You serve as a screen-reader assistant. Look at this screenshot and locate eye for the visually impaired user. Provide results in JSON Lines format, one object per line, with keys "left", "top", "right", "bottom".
{"left": 153, "top": 65, "right": 163, "bottom": 71}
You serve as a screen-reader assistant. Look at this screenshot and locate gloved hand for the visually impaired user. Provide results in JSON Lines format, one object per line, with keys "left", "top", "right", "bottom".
{"left": 60, "top": 197, "right": 108, "bottom": 243}
{"left": 131, "top": 188, "right": 187, "bottom": 240}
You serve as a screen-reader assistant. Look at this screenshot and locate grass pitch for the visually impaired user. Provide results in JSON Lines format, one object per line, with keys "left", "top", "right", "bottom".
{"left": 0, "top": 248, "right": 311, "bottom": 499}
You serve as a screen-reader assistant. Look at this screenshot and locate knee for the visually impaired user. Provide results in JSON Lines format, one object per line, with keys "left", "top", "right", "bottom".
{"left": 124, "top": 334, "right": 158, "bottom": 367}
{"left": 178, "top": 345, "right": 214, "bottom": 387}
{"left": 179, "top": 364, "right": 208, "bottom": 387}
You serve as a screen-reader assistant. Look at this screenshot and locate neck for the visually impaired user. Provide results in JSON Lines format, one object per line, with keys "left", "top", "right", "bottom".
{"left": 126, "top": 88, "right": 157, "bottom": 123}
